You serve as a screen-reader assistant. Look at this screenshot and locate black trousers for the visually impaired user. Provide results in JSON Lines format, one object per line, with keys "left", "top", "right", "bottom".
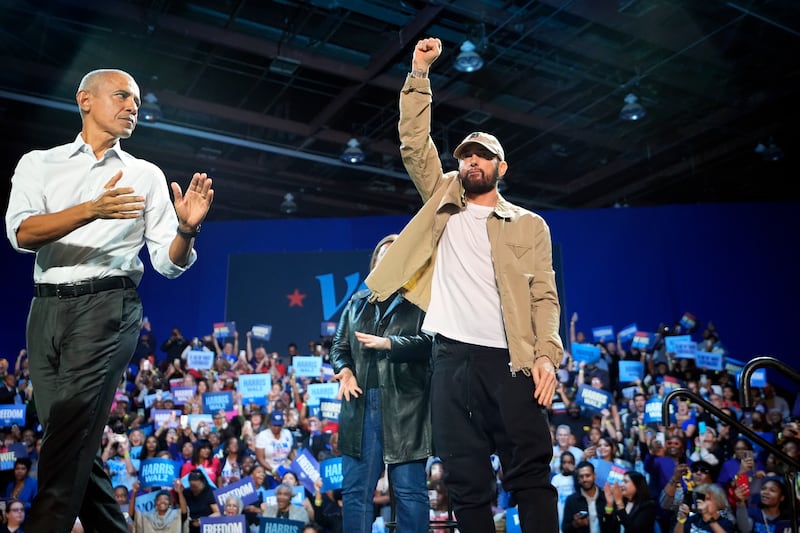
{"left": 431, "top": 335, "right": 557, "bottom": 533}
{"left": 25, "top": 286, "right": 142, "bottom": 533}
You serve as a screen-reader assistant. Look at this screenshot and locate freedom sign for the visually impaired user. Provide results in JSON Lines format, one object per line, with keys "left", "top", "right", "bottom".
{"left": 0, "top": 405, "right": 26, "bottom": 427}
{"left": 201, "top": 515, "right": 247, "bottom": 533}
{"left": 213, "top": 476, "right": 259, "bottom": 507}
{"left": 290, "top": 448, "right": 321, "bottom": 494}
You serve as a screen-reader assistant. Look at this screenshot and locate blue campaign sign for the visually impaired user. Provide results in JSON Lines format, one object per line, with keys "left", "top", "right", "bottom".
{"left": 320, "top": 457, "right": 343, "bottom": 491}
{"left": 619, "top": 323, "right": 637, "bottom": 343}
{"left": 644, "top": 398, "right": 663, "bottom": 424}
{"left": 260, "top": 517, "right": 304, "bottom": 533}
{"left": 292, "top": 356, "right": 322, "bottom": 377}
{"left": 736, "top": 369, "right": 767, "bottom": 388}
{"left": 152, "top": 409, "right": 181, "bottom": 429}
{"left": 213, "top": 321, "right": 237, "bottom": 340}
{"left": 139, "top": 458, "right": 178, "bottom": 489}
{"left": 571, "top": 343, "right": 601, "bottom": 364}
{"left": 664, "top": 335, "right": 692, "bottom": 354}
{"left": 695, "top": 351, "right": 723, "bottom": 371}
{"left": 673, "top": 340, "right": 697, "bottom": 359}
{"left": 134, "top": 490, "right": 159, "bottom": 514}
{"left": 506, "top": 506, "right": 521, "bottom": 533}
{"left": 307, "top": 382, "right": 340, "bottom": 406}
{"left": 0, "top": 404, "right": 26, "bottom": 427}
{"left": 170, "top": 385, "right": 196, "bottom": 406}
{"left": 250, "top": 324, "right": 272, "bottom": 341}
{"left": 618, "top": 361, "right": 644, "bottom": 383}
{"left": 680, "top": 312, "right": 697, "bottom": 330}
{"left": 201, "top": 515, "right": 247, "bottom": 533}
{"left": 631, "top": 332, "right": 654, "bottom": 350}
{"left": 592, "top": 325, "right": 614, "bottom": 343}
{"left": 238, "top": 374, "right": 271, "bottom": 406}
{"left": 319, "top": 398, "right": 341, "bottom": 421}
{"left": 202, "top": 391, "right": 234, "bottom": 414}
{"left": 575, "top": 385, "right": 612, "bottom": 412}
{"left": 0, "top": 443, "right": 27, "bottom": 471}
{"left": 290, "top": 448, "right": 321, "bottom": 494}
{"left": 213, "top": 476, "right": 258, "bottom": 507}
{"left": 187, "top": 349, "right": 214, "bottom": 370}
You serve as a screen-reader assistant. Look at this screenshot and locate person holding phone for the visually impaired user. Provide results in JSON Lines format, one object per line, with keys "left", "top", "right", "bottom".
{"left": 562, "top": 461, "right": 612, "bottom": 533}
{"left": 675, "top": 483, "right": 736, "bottom": 532}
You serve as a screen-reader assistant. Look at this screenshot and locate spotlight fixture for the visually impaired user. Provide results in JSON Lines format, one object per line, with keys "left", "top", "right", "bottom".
{"left": 619, "top": 93, "right": 646, "bottom": 121}
{"left": 280, "top": 193, "right": 298, "bottom": 215}
{"left": 140, "top": 92, "right": 162, "bottom": 122}
{"left": 754, "top": 141, "right": 783, "bottom": 161}
{"left": 340, "top": 138, "right": 365, "bottom": 164}
{"left": 454, "top": 40, "right": 484, "bottom": 73}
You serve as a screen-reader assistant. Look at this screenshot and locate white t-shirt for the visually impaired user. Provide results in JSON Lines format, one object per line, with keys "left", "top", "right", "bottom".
{"left": 255, "top": 428, "right": 294, "bottom": 470}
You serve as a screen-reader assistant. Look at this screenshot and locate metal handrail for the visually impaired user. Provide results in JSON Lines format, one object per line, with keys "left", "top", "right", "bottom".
{"left": 662, "top": 387, "right": 798, "bottom": 533}
{"left": 740, "top": 356, "right": 800, "bottom": 409}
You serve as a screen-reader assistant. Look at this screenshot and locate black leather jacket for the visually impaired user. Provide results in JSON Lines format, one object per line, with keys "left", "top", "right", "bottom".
{"left": 330, "top": 289, "right": 432, "bottom": 463}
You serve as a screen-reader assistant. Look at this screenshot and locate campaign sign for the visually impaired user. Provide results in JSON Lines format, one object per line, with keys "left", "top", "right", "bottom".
{"left": 695, "top": 352, "right": 723, "bottom": 371}
{"left": 171, "top": 385, "right": 196, "bottom": 406}
{"left": 644, "top": 398, "right": 663, "bottom": 424}
{"left": 143, "top": 392, "right": 160, "bottom": 409}
{"left": 213, "top": 476, "right": 258, "bottom": 507}
{"left": 187, "top": 350, "right": 214, "bottom": 370}
{"left": 181, "top": 465, "right": 216, "bottom": 489}
{"left": 736, "top": 369, "right": 767, "bottom": 388}
{"left": 261, "top": 486, "right": 306, "bottom": 508}
{"left": 139, "top": 458, "right": 179, "bottom": 489}
{"left": 664, "top": 335, "right": 691, "bottom": 354}
{"left": 152, "top": 409, "right": 182, "bottom": 429}
{"left": 214, "top": 321, "right": 237, "bottom": 339}
{"left": 307, "top": 382, "right": 340, "bottom": 407}
{"left": 0, "top": 443, "right": 26, "bottom": 470}
{"left": 292, "top": 356, "right": 322, "bottom": 377}
{"left": 187, "top": 414, "right": 214, "bottom": 432}
{"left": 680, "top": 312, "right": 696, "bottom": 330}
{"left": 259, "top": 517, "right": 304, "bottom": 533}
{"left": 571, "top": 343, "right": 601, "bottom": 365}
{"left": 725, "top": 357, "right": 745, "bottom": 374}
{"left": 592, "top": 459, "right": 613, "bottom": 487}
{"left": 318, "top": 398, "right": 341, "bottom": 421}
{"left": 618, "top": 323, "right": 637, "bottom": 343}
{"left": 239, "top": 374, "right": 271, "bottom": 406}
{"left": 592, "top": 325, "right": 614, "bottom": 344}
{"left": 134, "top": 490, "right": 159, "bottom": 514}
{"left": 620, "top": 385, "right": 641, "bottom": 400}
{"left": 661, "top": 375, "right": 681, "bottom": 390}
{"left": 673, "top": 340, "right": 697, "bottom": 359}
{"left": 321, "top": 321, "right": 338, "bottom": 337}
{"left": 320, "top": 457, "right": 343, "bottom": 491}
{"left": 0, "top": 405, "right": 25, "bottom": 427}
{"left": 201, "top": 515, "right": 247, "bottom": 533}
{"left": 607, "top": 465, "right": 627, "bottom": 486}
{"left": 290, "top": 448, "right": 321, "bottom": 494}
{"left": 251, "top": 324, "right": 272, "bottom": 341}
{"left": 202, "top": 391, "right": 234, "bottom": 415}
{"left": 618, "top": 361, "right": 644, "bottom": 383}
{"left": 506, "top": 506, "right": 521, "bottom": 533}
{"left": 321, "top": 363, "right": 334, "bottom": 379}
{"left": 631, "top": 332, "right": 654, "bottom": 350}
{"left": 575, "top": 385, "right": 612, "bottom": 412}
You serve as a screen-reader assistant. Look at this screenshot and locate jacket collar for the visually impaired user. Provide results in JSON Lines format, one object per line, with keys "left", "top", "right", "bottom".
{"left": 438, "top": 171, "right": 518, "bottom": 220}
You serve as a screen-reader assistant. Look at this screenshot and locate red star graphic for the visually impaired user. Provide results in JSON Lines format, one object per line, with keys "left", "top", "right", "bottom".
{"left": 286, "top": 288, "right": 307, "bottom": 307}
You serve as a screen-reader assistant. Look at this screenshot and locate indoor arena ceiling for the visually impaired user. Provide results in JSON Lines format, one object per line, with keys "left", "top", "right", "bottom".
{"left": 1, "top": 0, "right": 798, "bottom": 220}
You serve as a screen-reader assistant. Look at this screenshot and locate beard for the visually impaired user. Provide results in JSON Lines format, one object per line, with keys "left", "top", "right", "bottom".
{"left": 459, "top": 165, "right": 500, "bottom": 195}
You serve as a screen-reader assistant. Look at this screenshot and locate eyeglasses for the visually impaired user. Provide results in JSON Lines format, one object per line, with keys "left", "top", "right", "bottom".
{"left": 692, "top": 468, "right": 711, "bottom": 474}
{"left": 8, "top": 507, "right": 24, "bottom": 512}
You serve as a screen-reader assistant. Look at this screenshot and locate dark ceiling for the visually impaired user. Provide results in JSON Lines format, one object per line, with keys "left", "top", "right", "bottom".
{"left": 1, "top": 0, "right": 798, "bottom": 221}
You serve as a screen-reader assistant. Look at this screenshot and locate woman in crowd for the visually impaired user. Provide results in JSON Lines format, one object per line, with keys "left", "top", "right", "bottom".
{"left": 180, "top": 440, "right": 220, "bottom": 485}
{"left": 129, "top": 479, "right": 188, "bottom": 533}
{"left": 183, "top": 469, "right": 220, "bottom": 533}
{"left": 734, "top": 476, "right": 790, "bottom": 533}
{"left": 586, "top": 436, "right": 633, "bottom": 473}
{"left": 140, "top": 435, "right": 163, "bottom": 462}
{"left": 4, "top": 458, "right": 37, "bottom": 510}
{"left": 222, "top": 494, "right": 244, "bottom": 516}
{"left": 603, "top": 470, "right": 657, "bottom": 532}
{"left": 675, "top": 483, "right": 736, "bottom": 533}
{"left": 262, "top": 482, "right": 311, "bottom": 523}
{"left": 0, "top": 498, "right": 26, "bottom": 533}
{"left": 219, "top": 436, "right": 243, "bottom": 486}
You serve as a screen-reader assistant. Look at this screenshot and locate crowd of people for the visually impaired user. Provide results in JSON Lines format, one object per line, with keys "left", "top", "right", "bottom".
{"left": 0, "top": 309, "right": 796, "bottom": 533}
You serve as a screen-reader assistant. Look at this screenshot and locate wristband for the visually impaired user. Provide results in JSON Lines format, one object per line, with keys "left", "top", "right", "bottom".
{"left": 677, "top": 517, "right": 687, "bottom": 524}
{"left": 604, "top": 506, "right": 613, "bottom": 513}
{"left": 177, "top": 223, "right": 201, "bottom": 239}
{"left": 409, "top": 69, "right": 428, "bottom": 79}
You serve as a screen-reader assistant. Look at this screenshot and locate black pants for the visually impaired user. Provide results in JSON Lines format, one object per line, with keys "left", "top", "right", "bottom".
{"left": 25, "top": 286, "right": 142, "bottom": 533}
{"left": 431, "top": 335, "right": 557, "bottom": 533}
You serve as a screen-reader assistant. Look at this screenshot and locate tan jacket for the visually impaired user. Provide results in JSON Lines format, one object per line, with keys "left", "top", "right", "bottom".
{"left": 365, "top": 76, "right": 564, "bottom": 373}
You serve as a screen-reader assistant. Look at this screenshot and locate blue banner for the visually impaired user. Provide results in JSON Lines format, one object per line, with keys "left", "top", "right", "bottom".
{"left": 201, "top": 515, "right": 247, "bottom": 533}
{"left": 644, "top": 398, "right": 663, "bottom": 424}
{"left": 307, "top": 383, "right": 339, "bottom": 407}
{"left": 664, "top": 335, "right": 692, "bottom": 354}
{"left": 214, "top": 321, "right": 237, "bottom": 340}
{"left": 506, "top": 506, "right": 521, "bottom": 533}
{"left": 170, "top": 385, "right": 196, "bottom": 406}
{"left": 631, "top": 332, "right": 654, "bottom": 350}
{"left": 238, "top": 374, "right": 271, "bottom": 406}
{"left": 0, "top": 443, "right": 26, "bottom": 471}
{"left": 571, "top": 343, "right": 601, "bottom": 364}
{"left": 292, "top": 356, "right": 323, "bottom": 377}
{"left": 736, "top": 369, "right": 767, "bottom": 388}
{"left": 695, "top": 352, "right": 723, "bottom": 371}
{"left": 250, "top": 324, "right": 272, "bottom": 341}
{"left": 618, "top": 323, "right": 637, "bottom": 343}
{"left": 290, "top": 448, "right": 321, "bottom": 494}
{"left": 213, "top": 476, "right": 259, "bottom": 507}
{"left": 0, "top": 404, "right": 26, "bottom": 427}
{"left": 318, "top": 398, "right": 341, "bottom": 421}
{"left": 187, "top": 349, "right": 214, "bottom": 370}
{"left": 618, "top": 361, "right": 644, "bottom": 383}
{"left": 320, "top": 457, "right": 343, "bottom": 491}
{"left": 139, "top": 458, "right": 179, "bottom": 489}
{"left": 134, "top": 491, "right": 159, "bottom": 515}
{"left": 575, "top": 385, "right": 612, "bottom": 412}
{"left": 592, "top": 325, "right": 614, "bottom": 343}
{"left": 202, "top": 391, "right": 234, "bottom": 414}
{"left": 259, "top": 517, "right": 304, "bottom": 533}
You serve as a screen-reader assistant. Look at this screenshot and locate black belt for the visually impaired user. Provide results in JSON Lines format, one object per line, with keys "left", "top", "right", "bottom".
{"left": 34, "top": 276, "right": 136, "bottom": 299}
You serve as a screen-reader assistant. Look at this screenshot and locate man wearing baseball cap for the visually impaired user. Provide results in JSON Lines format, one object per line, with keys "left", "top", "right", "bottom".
{"left": 366, "top": 37, "right": 563, "bottom": 533}
{"left": 255, "top": 409, "right": 293, "bottom": 487}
